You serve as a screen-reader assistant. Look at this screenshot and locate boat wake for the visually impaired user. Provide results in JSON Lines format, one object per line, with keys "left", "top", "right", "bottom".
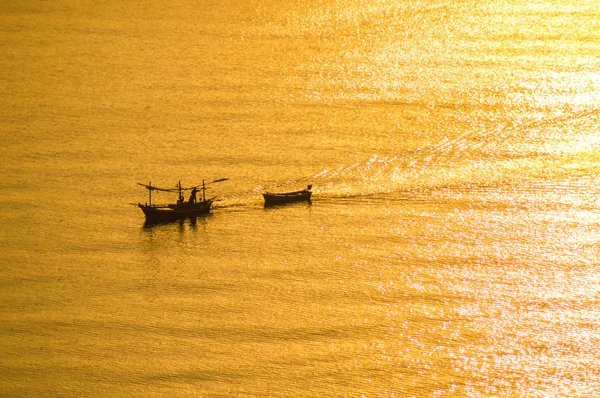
{"left": 214, "top": 106, "right": 600, "bottom": 208}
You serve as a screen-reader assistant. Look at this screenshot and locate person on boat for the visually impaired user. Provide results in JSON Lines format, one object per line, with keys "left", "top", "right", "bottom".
{"left": 307, "top": 184, "right": 312, "bottom": 191}
{"left": 188, "top": 187, "right": 198, "bottom": 204}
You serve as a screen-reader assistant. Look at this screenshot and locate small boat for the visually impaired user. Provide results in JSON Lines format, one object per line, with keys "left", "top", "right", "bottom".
{"left": 137, "top": 179, "right": 226, "bottom": 224}
{"left": 263, "top": 185, "right": 312, "bottom": 206}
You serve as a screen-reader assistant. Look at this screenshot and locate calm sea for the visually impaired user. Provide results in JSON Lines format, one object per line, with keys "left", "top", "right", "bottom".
{"left": 2, "top": 0, "right": 600, "bottom": 396}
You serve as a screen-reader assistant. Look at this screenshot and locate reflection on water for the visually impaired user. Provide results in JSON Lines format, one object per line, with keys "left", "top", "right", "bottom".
{"left": 142, "top": 214, "right": 212, "bottom": 231}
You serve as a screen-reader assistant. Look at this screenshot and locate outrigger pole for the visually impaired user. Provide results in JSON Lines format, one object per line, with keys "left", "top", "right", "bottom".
{"left": 137, "top": 178, "right": 228, "bottom": 206}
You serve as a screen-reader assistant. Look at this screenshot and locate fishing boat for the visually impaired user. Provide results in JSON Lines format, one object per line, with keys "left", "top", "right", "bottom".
{"left": 262, "top": 185, "right": 312, "bottom": 206}
{"left": 137, "top": 179, "right": 227, "bottom": 224}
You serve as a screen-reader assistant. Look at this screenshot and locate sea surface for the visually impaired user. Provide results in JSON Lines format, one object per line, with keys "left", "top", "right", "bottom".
{"left": 2, "top": 0, "right": 600, "bottom": 396}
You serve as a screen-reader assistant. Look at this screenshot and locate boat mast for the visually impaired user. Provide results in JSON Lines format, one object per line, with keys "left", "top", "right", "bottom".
{"left": 202, "top": 180, "right": 206, "bottom": 202}
{"left": 149, "top": 182, "right": 152, "bottom": 206}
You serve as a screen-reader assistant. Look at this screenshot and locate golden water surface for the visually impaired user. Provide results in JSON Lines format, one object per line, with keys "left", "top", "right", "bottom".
{"left": 1, "top": 0, "right": 600, "bottom": 396}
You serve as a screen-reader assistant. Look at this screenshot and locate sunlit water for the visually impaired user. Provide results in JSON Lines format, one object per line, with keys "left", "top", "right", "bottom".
{"left": 2, "top": 0, "right": 600, "bottom": 396}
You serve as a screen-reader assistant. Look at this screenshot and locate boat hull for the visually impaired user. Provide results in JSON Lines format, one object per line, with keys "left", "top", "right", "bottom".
{"left": 262, "top": 191, "right": 312, "bottom": 206}
{"left": 139, "top": 201, "right": 212, "bottom": 223}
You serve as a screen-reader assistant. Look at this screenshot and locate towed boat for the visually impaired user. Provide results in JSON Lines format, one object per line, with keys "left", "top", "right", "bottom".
{"left": 263, "top": 185, "right": 312, "bottom": 206}
{"left": 137, "top": 179, "right": 227, "bottom": 224}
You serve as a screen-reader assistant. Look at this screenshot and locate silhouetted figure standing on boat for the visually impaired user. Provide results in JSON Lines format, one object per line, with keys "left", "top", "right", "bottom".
{"left": 188, "top": 187, "right": 198, "bottom": 204}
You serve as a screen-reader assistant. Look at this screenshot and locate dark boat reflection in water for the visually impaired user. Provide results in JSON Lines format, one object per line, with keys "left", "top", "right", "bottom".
{"left": 262, "top": 184, "right": 312, "bottom": 207}
{"left": 137, "top": 179, "right": 227, "bottom": 224}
